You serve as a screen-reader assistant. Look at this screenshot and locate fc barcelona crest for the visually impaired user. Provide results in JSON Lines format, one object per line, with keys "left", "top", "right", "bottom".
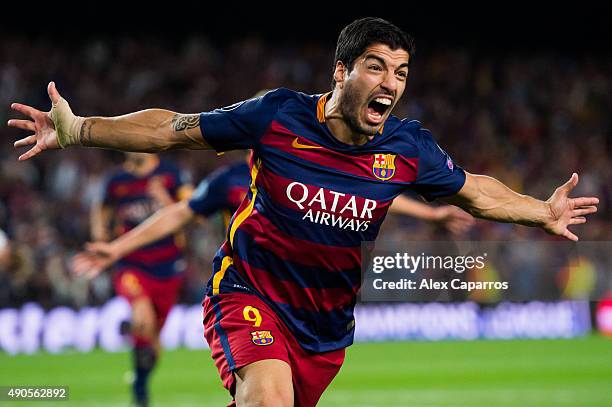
{"left": 251, "top": 330, "right": 274, "bottom": 346}
{"left": 372, "top": 154, "right": 396, "bottom": 181}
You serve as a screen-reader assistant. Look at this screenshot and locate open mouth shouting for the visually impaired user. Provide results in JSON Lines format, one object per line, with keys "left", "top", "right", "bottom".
{"left": 366, "top": 95, "right": 393, "bottom": 125}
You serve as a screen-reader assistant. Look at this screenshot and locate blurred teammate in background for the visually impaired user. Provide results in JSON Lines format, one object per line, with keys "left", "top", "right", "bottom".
{"left": 88, "top": 152, "right": 191, "bottom": 407}
{"left": 9, "top": 17, "right": 598, "bottom": 407}
{"left": 74, "top": 153, "right": 250, "bottom": 277}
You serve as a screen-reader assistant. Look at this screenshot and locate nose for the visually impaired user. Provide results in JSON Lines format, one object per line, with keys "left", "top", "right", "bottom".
{"left": 380, "top": 70, "right": 398, "bottom": 94}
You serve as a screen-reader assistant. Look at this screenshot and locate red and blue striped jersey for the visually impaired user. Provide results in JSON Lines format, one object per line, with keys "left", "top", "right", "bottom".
{"left": 188, "top": 162, "right": 250, "bottom": 229}
{"left": 102, "top": 160, "right": 189, "bottom": 278}
{"left": 199, "top": 89, "right": 466, "bottom": 352}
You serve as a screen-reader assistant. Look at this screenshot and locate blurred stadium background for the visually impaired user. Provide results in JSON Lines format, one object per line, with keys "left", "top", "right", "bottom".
{"left": 1, "top": 8, "right": 611, "bottom": 407}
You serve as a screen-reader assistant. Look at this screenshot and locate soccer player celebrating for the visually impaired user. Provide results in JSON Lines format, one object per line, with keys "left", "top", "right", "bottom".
{"left": 9, "top": 17, "right": 598, "bottom": 407}
{"left": 87, "top": 152, "right": 191, "bottom": 407}
{"left": 73, "top": 154, "right": 250, "bottom": 277}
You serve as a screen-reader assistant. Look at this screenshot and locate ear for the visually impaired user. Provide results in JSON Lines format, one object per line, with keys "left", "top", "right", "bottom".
{"left": 333, "top": 61, "right": 346, "bottom": 89}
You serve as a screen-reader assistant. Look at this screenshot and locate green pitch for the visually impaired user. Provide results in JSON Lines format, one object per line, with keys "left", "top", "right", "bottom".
{"left": 1, "top": 336, "right": 611, "bottom": 406}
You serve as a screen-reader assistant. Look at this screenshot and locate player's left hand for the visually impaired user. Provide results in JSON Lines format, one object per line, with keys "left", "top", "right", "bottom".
{"left": 9, "top": 82, "right": 83, "bottom": 160}
{"left": 543, "top": 173, "right": 599, "bottom": 241}
{"left": 433, "top": 206, "right": 475, "bottom": 235}
{"left": 71, "top": 242, "right": 119, "bottom": 279}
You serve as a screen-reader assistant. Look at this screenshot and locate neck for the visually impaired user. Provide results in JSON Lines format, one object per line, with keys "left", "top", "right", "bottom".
{"left": 126, "top": 156, "right": 159, "bottom": 176}
{"left": 324, "top": 91, "right": 372, "bottom": 146}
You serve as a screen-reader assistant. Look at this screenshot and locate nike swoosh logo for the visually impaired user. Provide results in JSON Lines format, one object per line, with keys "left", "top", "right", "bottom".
{"left": 292, "top": 137, "right": 323, "bottom": 149}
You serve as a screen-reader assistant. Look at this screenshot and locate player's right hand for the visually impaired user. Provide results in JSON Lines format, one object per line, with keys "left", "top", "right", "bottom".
{"left": 9, "top": 82, "right": 83, "bottom": 160}
{"left": 543, "top": 173, "right": 599, "bottom": 241}
{"left": 71, "top": 242, "right": 119, "bottom": 279}
{"left": 433, "top": 205, "right": 475, "bottom": 235}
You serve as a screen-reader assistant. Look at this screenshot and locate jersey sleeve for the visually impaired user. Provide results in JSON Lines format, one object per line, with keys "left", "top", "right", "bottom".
{"left": 199, "top": 88, "right": 288, "bottom": 152}
{"left": 187, "top": 169, "right": 229, "bottom": 217}
{"left": 412, "top": 128, "right": 466, "bottom": 201}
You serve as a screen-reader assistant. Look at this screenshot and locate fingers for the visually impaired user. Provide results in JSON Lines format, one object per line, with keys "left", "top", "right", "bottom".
{"left": 457, "top": 213, "right": 475, "bottom": 225}
{"left": 451, "top": 218, "right": 473, "bottom": 229}
{"left": 445, "top": 216, "right": 474, "bottom": 234}
{"left": 448, "top": 222, "right": 470, "bottom": 235}
{"left": 84, "top": 242, "right": 113, "bottom": 256}
{"left": 47, "top": 81, "right": 61, "bottom": 105}
{"left": 15, "top": 135, "right": 41, "bottom": 161}
{"left": 14, "top": 134, "right": 36, "bottom": 148}
{"left": 445, "top": 208, "right": 474, "bottom": 235}
{"left": 71, "top": 253, "right": 104, "bottom": 279}
{"left": 569, "top": 217, "right": 587, "bottom": 225}
{"left": 71, "top": 254, "right": 93, "bottom": 275}
{"left": 573, "top": 197, "right": 599, "bottom": 207}
{"left": 8, "top": 119, "right": 35, "bottom": 132}
{"left": 450, "top": 207, "right": 474, "bottom": 222}
{"left": 562, "top": 228, "right": 579, "bottom": 242}
{"left": 558, "top": 173, "right": 579, "bottom": 195}
{"left": 84, "top": 268, "right": 103, "bottom": 280}
{"left": 18, "top": 145, "right": 42, "bottom": 161}
{"left": 11, "top": 102, "right": 40, "bottom": 119}
{"left": 572, "top": 206, "right": 597, "bottom": 217}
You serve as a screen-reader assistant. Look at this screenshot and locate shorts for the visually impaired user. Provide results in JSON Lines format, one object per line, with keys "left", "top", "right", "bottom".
{"left": 114, "top": 267, "right": 184, "bottom": 327}
{"left": 203, "top": 292, "right": 345, "bottom": 407}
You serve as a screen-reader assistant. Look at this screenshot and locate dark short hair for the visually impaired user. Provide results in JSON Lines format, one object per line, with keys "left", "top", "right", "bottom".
{"left": 332, "top": 17, "right": 415, "bottom": 88}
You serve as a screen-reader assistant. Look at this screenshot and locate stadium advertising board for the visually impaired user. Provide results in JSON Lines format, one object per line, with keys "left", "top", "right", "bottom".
{"left": 0, "top": 299, "right": 591, "bottom": 354}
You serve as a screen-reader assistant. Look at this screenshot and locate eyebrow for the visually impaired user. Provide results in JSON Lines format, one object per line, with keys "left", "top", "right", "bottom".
{"left": 364, "top": 54, "right": 409, "bottom": 71}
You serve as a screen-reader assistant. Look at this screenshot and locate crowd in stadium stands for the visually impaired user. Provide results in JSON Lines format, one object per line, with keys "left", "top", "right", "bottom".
{"left": 0, "top": 35, "right": 610, "bottom": 308}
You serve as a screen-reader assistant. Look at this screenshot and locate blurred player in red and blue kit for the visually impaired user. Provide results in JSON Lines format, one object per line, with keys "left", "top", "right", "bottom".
{"left": 9, "top": 17, "right": 599, "bottom": 407}
{"left": 87, "top": 152, "right": 191, "bottom": 406}
{"left": 74, "top": 153, "right": 251, "bottom": 278}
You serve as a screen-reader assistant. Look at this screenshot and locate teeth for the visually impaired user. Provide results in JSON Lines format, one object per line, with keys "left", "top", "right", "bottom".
{"left": 374, "top": 97, "right": 392, "bottom": 106}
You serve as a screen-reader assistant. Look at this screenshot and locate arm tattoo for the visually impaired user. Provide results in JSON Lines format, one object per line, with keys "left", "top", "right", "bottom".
{"left": 172, "top": 114, "right": 200, "bottom": 132}
{"left": 79, "top": 120, "right": 95, "bottom": 146}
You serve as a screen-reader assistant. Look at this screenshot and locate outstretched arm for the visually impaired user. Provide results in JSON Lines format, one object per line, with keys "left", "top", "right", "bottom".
{"left": 72, "top": 201, "right": 196, "bottom": 279}
{"left": 90, "top": 203, "right": 113, "bottom": 242}
{"left": 389, "top": 195, "right": 474, "bottom": 235}
{"left": 9, "top": 82, "right": 209, "bottom": 161}
{"left": 442, "top": 172, "right": 599, "bottom": 241}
